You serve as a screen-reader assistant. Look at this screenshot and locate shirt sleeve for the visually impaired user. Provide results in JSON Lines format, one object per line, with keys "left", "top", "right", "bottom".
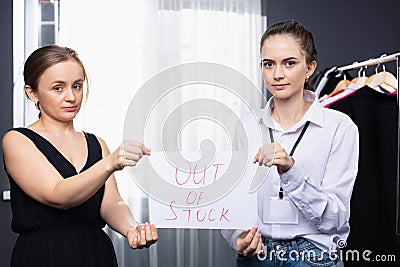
{"left": 220, "top": 229, "right": 243, "bottom": 251}
{"left": 280, "top": 122, "right": 359, "bottom": 234}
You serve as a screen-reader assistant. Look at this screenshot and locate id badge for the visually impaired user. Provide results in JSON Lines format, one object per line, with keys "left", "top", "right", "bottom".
{"left": 263, "top": 197, "right": 299, "bottom": 224}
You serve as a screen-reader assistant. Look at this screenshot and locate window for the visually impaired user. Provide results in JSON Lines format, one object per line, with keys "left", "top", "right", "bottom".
{"left": 13, "top": 0, "right": 60, "bottom": 127}
{"left": 39, "top": 0, "right": 60, "bottom": 46}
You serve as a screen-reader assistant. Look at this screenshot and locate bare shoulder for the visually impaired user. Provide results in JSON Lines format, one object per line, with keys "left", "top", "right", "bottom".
{"left": 2, "top": 129, "right": 33, "bottom": 152}
{"left": 2, "top": 129, "right": 45, "bottom": 168}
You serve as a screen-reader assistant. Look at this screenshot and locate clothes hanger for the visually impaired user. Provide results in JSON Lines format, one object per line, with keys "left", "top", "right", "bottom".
{"left": 349, "top": 66, "right": 368, "bottom": 89}
{"left": 366, "top": 54, "right": 397, "bottom": 93}
{"left": 328, "top": 73, "right": 350, "bottom": 97}
{"left": 366, "top": 59, "right": 397, "bottom": 93}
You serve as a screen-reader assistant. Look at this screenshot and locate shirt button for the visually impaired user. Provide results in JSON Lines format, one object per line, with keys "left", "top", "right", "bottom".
{"left": 283, "top": 180, "right": 288, "bottom": 185}
{"left": 300, "top": 203, "right": 305, "bottom": 208}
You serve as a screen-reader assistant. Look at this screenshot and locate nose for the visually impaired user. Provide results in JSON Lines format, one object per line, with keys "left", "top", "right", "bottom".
{"left": 64, "top": 87, "right": 76, "bottom": 102}
{"left": 273, "top": 65, "right": 285, "bottom": 80}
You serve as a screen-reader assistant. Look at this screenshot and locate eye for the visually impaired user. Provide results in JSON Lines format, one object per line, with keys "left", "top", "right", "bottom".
{"left": 73, "top": 83, "right": 83, "bottom": 90}
{"left": 54, "top": 85, "right": 62, "bottom": 92}
{"left": 285, "top": 61, "right": 296, "bottom": 67}
{"left": 262, "top": 61, "right": 274, "bottom": 68}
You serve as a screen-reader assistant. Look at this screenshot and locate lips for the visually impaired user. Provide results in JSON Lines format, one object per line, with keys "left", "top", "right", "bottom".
{"left": 272, "top": 84, "right": 288, "bottom": 90}
{"left": 63, "top": 106, "right": 77, "bottom": 111}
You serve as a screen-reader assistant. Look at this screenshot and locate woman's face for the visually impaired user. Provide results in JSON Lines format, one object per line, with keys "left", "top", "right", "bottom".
{"left": 261, "top": 34, "right": 315, "bottom": 101}
{"left": 34, "top": 59, "right": 84, "bottom": 122}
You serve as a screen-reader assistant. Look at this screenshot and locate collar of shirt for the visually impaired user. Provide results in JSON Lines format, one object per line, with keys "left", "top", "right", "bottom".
{"left": 259, "top": 90, "right": 324, "bottom": 133}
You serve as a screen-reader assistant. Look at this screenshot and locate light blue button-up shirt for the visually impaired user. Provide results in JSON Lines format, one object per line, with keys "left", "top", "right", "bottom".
{"left": 222, "top": 90, "right": 359, "bottom": 252}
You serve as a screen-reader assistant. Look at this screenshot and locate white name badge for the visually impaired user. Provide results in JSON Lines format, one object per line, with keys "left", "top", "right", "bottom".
{"left": 263, "top": 197, "right": 299, "bottom": 224}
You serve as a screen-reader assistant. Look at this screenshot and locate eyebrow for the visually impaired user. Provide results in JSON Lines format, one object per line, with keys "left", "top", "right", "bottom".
{"left": 51, "top": 79, "right": 85, "bottom": 84}
{"left": 262, "top": 56, "right": 299, "bottom": 63}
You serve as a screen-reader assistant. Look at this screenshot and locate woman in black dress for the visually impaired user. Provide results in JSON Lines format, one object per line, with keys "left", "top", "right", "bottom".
{"left": 2, "top": 45, "right": 158, "bottom": 266}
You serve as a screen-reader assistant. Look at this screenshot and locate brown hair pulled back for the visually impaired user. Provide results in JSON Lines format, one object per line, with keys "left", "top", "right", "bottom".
{"left": 260, "top": 20, "right": 317, "bottom": 90}
{"left": 24, "top": 45, "right": 89, "bottom": 117}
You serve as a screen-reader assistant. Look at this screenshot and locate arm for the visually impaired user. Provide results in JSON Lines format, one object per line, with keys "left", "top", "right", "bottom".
{"left": 281, "top": 123, "right": 359, "bottom": 233}
{"left": 2, "top": 130, "right": 148, "bottom": 210}
{"left": 98, "top": 138, "right": 158, "bottom": 248}
{"left": 255, "top": 122, "right": 359, "bottom": 233}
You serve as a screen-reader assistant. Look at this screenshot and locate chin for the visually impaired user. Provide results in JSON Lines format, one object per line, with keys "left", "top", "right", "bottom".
{"left": 271, "top": 91, "right": 292, "bottom": 100}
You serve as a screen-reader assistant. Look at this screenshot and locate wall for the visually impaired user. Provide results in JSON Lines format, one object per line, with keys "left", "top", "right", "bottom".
{"left": 265, "top": 0, "right": 400, "bottom": 76}
{"left": 0, "top": 0, "right": 18, "bottom": 266}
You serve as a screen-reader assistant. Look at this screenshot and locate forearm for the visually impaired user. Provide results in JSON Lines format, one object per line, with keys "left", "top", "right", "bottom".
{"left": 50, "top": 158, "right": 115, "bottom": 209}
{"left": 281, "top": 164, "right": 351, "bottom": 233}
{"left": 101, "top": 198, "right": 139, "bottom": 237}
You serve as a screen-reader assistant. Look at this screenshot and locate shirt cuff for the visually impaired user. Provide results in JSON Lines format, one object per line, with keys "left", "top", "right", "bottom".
{"left": 279, "top": 163, "right": 305, "bottom": 193}
{"left": 221, "top": 229, "right": 243, "bottom": 251}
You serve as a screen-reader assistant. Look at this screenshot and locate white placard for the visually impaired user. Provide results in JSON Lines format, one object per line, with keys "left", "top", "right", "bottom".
{"left": 130, "top": 151, "right": 263, "bottom": 229}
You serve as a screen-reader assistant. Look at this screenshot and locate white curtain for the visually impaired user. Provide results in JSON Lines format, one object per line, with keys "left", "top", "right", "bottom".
{"left": 58, "top": 0, "right": 263, "bottom": 266}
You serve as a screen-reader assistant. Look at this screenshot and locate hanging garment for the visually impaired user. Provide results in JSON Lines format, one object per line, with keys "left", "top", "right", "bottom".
{"left": 312, "top": 67, "right": 352, "bottom": 98}
{"left": 328, "top": 87, "right": 399, "bottom": 266}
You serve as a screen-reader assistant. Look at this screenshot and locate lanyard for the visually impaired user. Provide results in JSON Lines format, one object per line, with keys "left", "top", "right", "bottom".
{"left": 268, "top": 121, "right": 310, "bottom": 199}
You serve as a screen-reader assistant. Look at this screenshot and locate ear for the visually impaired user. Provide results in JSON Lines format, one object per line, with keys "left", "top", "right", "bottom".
{"left": 306, "top": 61, "right": 317, "bottom": 77}
{"left": 24, "top": 85, "right": 38, "bottom": 103}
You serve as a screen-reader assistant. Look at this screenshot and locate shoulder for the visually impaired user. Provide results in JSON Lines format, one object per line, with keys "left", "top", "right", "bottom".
{"left": 2, "top": 128, "right": 40, "bottom": 162}
{"left": 322, "top": 106, "right": 357, "bottom": 128}
{"left": 321, "top": 107, "right": 358, "bottom": 139}
{"left": 2, "top": 128, "right": 32, "bottom": 147}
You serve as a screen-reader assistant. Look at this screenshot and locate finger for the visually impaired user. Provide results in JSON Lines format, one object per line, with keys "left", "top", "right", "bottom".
{"left": 128, "top": 146, "right": 144, "bottom": 158}
{"left": 124, "top": 141, "right": 150, "bottom": 156}
{"left": 121, "top": 145, "right": 141, "bottom": 161}
{"left": 237, "top": 227, "right": 258, "bottom": 253}
{"left": 259, "top": 144, "right": 275, "bottom": 166}
{"left": 150, "top": 224, "right": 158, "bottom": 242}
{"left": 253, "top": 236, "right": 264, "bottom": 256}
{"left": 135, "top": 142, "right": 150, "bottom": 156}
{"left": 259, "top": 148, "right": 270, "bottom": 166}
{"left": 127, "top": 233, "right": 134, "bottom": 247}
{"left": 253, "top": 147, "right": 262, "bottom": 163}
{"left": 140, "top": 224, "right": 146, "bottom": 246}
{"left": 258, "top": 152, "right": 265, "bottom": 166}
{"left": 261, "top": 154, "right": 270, "bottom": 166}
{"left": 130, "top": 234, "right": 139, "bottom": 249}
{"left": 124, "top": 151, "right": 141, "bottom": 162}
{"left": 243, "top": 231, "right": 261, "bottom": 256}
{"left": 144, "top": 222, "right": 152, "bottom": 242}
{"left": 125, "top": 161, "right": 137, "bottom": 167}
{"left": 146, "top": 147, "right": 151, "bottom": 156}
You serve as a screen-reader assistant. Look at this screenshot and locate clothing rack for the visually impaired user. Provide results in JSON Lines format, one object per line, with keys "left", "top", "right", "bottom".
{"left": 337, "top": 51, "right": 400, "bottom": 238}
{"left": 337, "top": 52, "right": 400, "bottom": 71}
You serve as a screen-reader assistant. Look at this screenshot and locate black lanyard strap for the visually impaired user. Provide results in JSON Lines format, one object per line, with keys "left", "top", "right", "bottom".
{"left": 288, "top": 121, "right": 310, "bottom": 156}
{"left": 268, "top": 121, "right": 310, "bottom": 199}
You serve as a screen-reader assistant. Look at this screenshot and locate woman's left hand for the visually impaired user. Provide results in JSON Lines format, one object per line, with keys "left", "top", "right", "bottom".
{"left": 253, "top": 142, "right": 294, "bottom": 174}
{"left": 127, "top": 222, "right": 158, "bottom": 249}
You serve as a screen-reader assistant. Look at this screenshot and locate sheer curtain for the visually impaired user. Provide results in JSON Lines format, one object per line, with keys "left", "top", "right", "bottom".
{"left": 58, "top": 1, "right": 263, "bottom": 266}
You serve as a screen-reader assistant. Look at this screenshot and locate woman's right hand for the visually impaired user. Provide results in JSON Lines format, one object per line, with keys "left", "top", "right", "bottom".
{"left": 236, "top": 226, "right": 265, "bottom": 257}
{"left": 109, "top": 140, "right": 150, "bottom": 171}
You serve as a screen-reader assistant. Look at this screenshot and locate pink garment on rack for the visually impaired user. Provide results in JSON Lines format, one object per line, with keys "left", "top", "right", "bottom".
{"left": 320, "top": 83, "right": 359, "bottom": 108}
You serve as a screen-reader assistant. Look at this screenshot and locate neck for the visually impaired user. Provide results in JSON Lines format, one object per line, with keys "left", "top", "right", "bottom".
{"left": 31, "top": 116, "right": 76, "bottom": 135}
{"left": 272, "top": 92, "right": 310, "bottom": 130}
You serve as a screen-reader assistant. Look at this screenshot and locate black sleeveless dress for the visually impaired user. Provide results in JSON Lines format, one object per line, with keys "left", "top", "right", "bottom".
{"left": 5, "top": 128, "right": 118, "bottom": 267}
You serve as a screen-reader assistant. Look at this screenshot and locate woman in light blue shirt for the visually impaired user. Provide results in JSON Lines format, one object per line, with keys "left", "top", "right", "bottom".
{"left": 222, "top": 20, "right": 359, "bottom": 267}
